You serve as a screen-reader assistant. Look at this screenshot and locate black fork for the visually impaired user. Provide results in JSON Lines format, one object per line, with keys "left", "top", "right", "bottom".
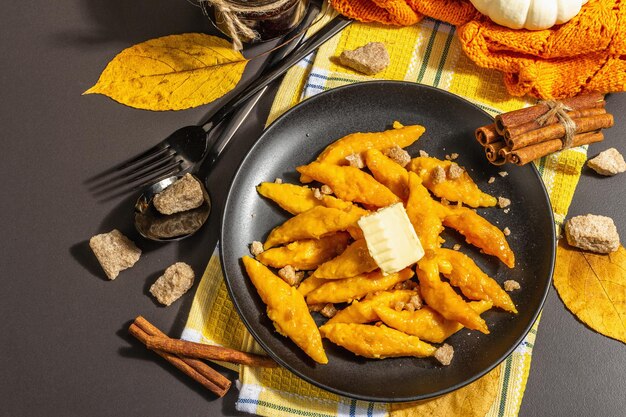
{"left": 87, "top": 12, "right": 352, "bottom": 198}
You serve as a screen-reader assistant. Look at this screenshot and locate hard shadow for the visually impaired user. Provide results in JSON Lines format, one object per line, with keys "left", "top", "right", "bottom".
{"left": 70, "top": 240, "right": 109, "bottom": 280}
{"left": 115, "top": 319, "right": 228, "bottom": 401}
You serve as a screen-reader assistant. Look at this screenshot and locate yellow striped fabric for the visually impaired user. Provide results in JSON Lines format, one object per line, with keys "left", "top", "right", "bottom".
{"left": 183, "top": 9, "right": 588, "bottom": 417}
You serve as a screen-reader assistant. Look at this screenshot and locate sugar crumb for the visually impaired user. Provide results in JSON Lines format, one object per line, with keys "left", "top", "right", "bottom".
{"left": 384, "top": 145, "right": 411, "bottom": 167}
{"left": 408, "top": 294, "right": 423, "bottom": 310}
{"left": 250, "top": 241, "right": 264, "bottom": 256}
{"left": 345, "top": 153, "right": 365, "bottom": 169}
{"left": 448, "top": 163, "right": 464, "bottom": 180}
{"left": 504, "top": 280, "right": 521, "bottom": 292}
{"left": 320, "top": 185, "right": 333, "bottom": 195}
{"left": 320, "top": 303, "right": 337, "bottom": 318}
{"left": 488, "top": 177, "right": 496, "bottom": 184}
{"left": 434, "top": 344, "right": 454, "bottom": 366}
{"left": 278, "top": 265, "right": 304, "bottom": 286}
{"left": 432, "top": 166, "right": 447, "bottom": 184}
{"left": 498, "top": 197, "right": 511, "bottom": 208}
{"left": 313, "top": 188, "right": 323, "bottom": 200}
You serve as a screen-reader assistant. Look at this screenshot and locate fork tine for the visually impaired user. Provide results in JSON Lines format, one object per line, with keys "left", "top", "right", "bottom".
{"left": 85, "top": 145, "right": 172, "bottom": 184}
{"left": 88, "top": 151, "right": 178, "bottom": 191}
{"left": 94, "top": 165, "right": 182, "bottom": 203}
{"left": 130, "top": 167, "right": 185, "bottom": 191}
{"left": 92, "top": 160, "right": 183, "bottom": 196}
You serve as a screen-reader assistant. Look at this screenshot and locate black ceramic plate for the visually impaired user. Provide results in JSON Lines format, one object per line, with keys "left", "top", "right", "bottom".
{"left": 221, "top": 81, "right": 555, "bottom": 402}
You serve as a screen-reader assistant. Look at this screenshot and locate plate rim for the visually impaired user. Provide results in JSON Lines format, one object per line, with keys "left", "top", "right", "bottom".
{"left": 220, "top": 80, "right": 555, "bottom": 402}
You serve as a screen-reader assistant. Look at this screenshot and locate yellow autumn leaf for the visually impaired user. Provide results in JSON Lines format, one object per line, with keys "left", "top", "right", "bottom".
{"left": 390, "top": 364, "right": 501, "bottom": 417}
{"left": 84, "top": 33, "right": 248, "bottom": 111}
{"left": 554, "top": 241, "right": 626, "bottom": 343}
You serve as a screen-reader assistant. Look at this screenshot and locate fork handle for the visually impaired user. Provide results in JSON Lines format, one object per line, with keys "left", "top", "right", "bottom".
{"left": 202, "top": 15, "right": 352, "bottom": 132}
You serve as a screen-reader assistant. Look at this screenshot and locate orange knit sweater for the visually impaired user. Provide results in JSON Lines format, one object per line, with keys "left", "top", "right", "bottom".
{"left": 329, "top": 0, "right": 626, "bottom": 99}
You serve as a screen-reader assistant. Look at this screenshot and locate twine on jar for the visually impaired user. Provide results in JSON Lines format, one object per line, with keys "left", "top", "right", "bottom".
{"left": 198, "top": 0, "right": 295, "bottom": 50}
{"left": 536, "top": 100, "right": 577, "bottom": 149}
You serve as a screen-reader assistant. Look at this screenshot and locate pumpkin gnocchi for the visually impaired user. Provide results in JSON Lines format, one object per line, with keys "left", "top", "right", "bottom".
{"left": 242, "top": 122, "right": 517, "bottom": 366}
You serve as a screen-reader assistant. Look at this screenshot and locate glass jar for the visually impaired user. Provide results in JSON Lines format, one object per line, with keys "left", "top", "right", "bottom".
{"left": 206, "top": 0, "right": 309, "bottom": 43}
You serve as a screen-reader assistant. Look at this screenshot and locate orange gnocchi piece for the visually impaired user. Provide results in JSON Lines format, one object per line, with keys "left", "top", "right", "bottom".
{"left": 319, "top": 323, "right": 436, "bottom": 359}
{"left": 364, "top": 149, "right": 410, "bottom": 200}
{"left": 297, "top": 162, "right": 400, "bottom": 208}
{"left": 308, "top": 124, "right": 425, "bottom": 168}
{"left": 416, "top": 253, "right": 489, "bottom": 334}
{"left": 312, "top": 239, "right": 378, "bottom": 279}
{"left": 306, "top": 268, "right": 414, "bottom": 305}
{"left": 242, "top": 256, "right": 328, "bottom": 364}
{"left": 264, "top": 205, "right": 364, "bottom": 249}
{"left": 257, "top": 233, "right": 350, "bottom": 270}
{"left": 256, "top": 182, "right": 322, "bottom": 214}
{"left": 297, "top": 276, "right": 329, "bottom": 297}
{"left": 325, "top": 290, "right": 417, "bottom": 325}
{"left": 437, "top": 248, "right": 517, "bottom": 313}
{"left": 374, "top": 300, "right": 492, "bottom": 343}
{"left": 443, "top": 205, "right": 515, "bottom": 268}
{"left": 405, "top": 172, "right": 445, "bottom": 250}
{"left": 408, "top": 157, "right": 497, "bottom": 208}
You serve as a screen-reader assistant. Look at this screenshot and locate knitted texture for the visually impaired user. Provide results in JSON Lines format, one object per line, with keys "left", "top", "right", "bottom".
{"left": 329, "top": 0, "right": 626, "bottom": 99}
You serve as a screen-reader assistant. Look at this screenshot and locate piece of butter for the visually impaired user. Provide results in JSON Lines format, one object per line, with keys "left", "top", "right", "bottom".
{"left": 357, "top": 203, "right": 425, "bottom": 275}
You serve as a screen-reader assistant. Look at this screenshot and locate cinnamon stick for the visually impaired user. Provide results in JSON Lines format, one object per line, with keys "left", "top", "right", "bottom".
{"left": 506, "top": 113, "right": 613, "bottom": 150}
{"left": 485, "top": 140, "right": 507, "bottom": 166}
{"left": 494, "top": 93, "right": 605, "bottom": 135}
{"left": 504, "top": 107, "right": 607, "bottom": 140}
{"left": 129, "top": 317, "right": 231, "bottom": 397}
{"left": 507, "top": 131, "right": 604, "bottom": 166}
{"left": 145, "top": 336, "right": 278, "bottom": 368}
{"left": 475, "top": 124, "right": 501, "bottom": 146}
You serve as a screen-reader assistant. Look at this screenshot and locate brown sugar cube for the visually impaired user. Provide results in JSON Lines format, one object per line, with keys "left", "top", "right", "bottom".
{"left": 447, "top": 163, "right": 464, "bottom": 180}
{"left": 408, "top": 294, "right": 423, "bottom": 310}
{"left": 250, "top": 241, "right": 264, "bottom": 257}
{"left": 498, "top": 197, "right": 511, "bottom": 208}
{"left": 384, "top": 145, "right": 411, "bottom": 167}
{"left": 320, "top": 185, "right": 333, "bottom": 195}
{"left": 434, "top": 343, "right": 454, "bottom": 366}
{"left": 153, "top": 173, "right": 204, "bottom": 215}
{"left": 339, "top": 42, "right": 390, "bottom": 75}
{"left": 149, "top": 262, "right": 195, "bottom": 306}
{"left": 345, "top": 153, "right": 365, "bottom": 169}
{"left": 587, "top": 148, "right": 626, "bottom": 176}
{"left": 565, "top": 214, "right": 620, "bottom": 254}
{"left": 278, "top": 265, "right": 304, "bottom": 286}
{"left": 320, "top": 303, "right": 338, "bottom": 318}
{"left": 89, "top": 229, "right": 141, "bottom": 280}
{"left": 504, "top": 280, "right": 521, "bottom": 292}
{"left": 139, "top": 207, "right": 208, "bottom": 239}
{"left": 431, "top": 165, "right": 447, "bottom": 185}
{"left": 312, "top": 188, "right": 323, "bottom": 200}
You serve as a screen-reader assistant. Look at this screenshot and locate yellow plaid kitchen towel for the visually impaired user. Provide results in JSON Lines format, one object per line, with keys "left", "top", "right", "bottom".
{"left": 182, "top": 9, "right": 589, "bottom": 417}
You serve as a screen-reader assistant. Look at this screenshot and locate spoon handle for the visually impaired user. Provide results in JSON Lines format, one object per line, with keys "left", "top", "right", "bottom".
{"left": 203, "top": 15, "right": 352, "bottom": 132}
{"left": 199, "top": 15, "right": 352, "bottom": 174}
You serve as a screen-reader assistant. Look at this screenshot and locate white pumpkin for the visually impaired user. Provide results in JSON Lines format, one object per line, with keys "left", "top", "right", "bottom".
{"left": 469, "top": 0, "right": 589, "bottom": 30}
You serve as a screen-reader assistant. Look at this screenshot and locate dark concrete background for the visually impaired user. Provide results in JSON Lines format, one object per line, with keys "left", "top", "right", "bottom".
{"left": 1, "top": 0, "right": 625, "bottom": 416}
